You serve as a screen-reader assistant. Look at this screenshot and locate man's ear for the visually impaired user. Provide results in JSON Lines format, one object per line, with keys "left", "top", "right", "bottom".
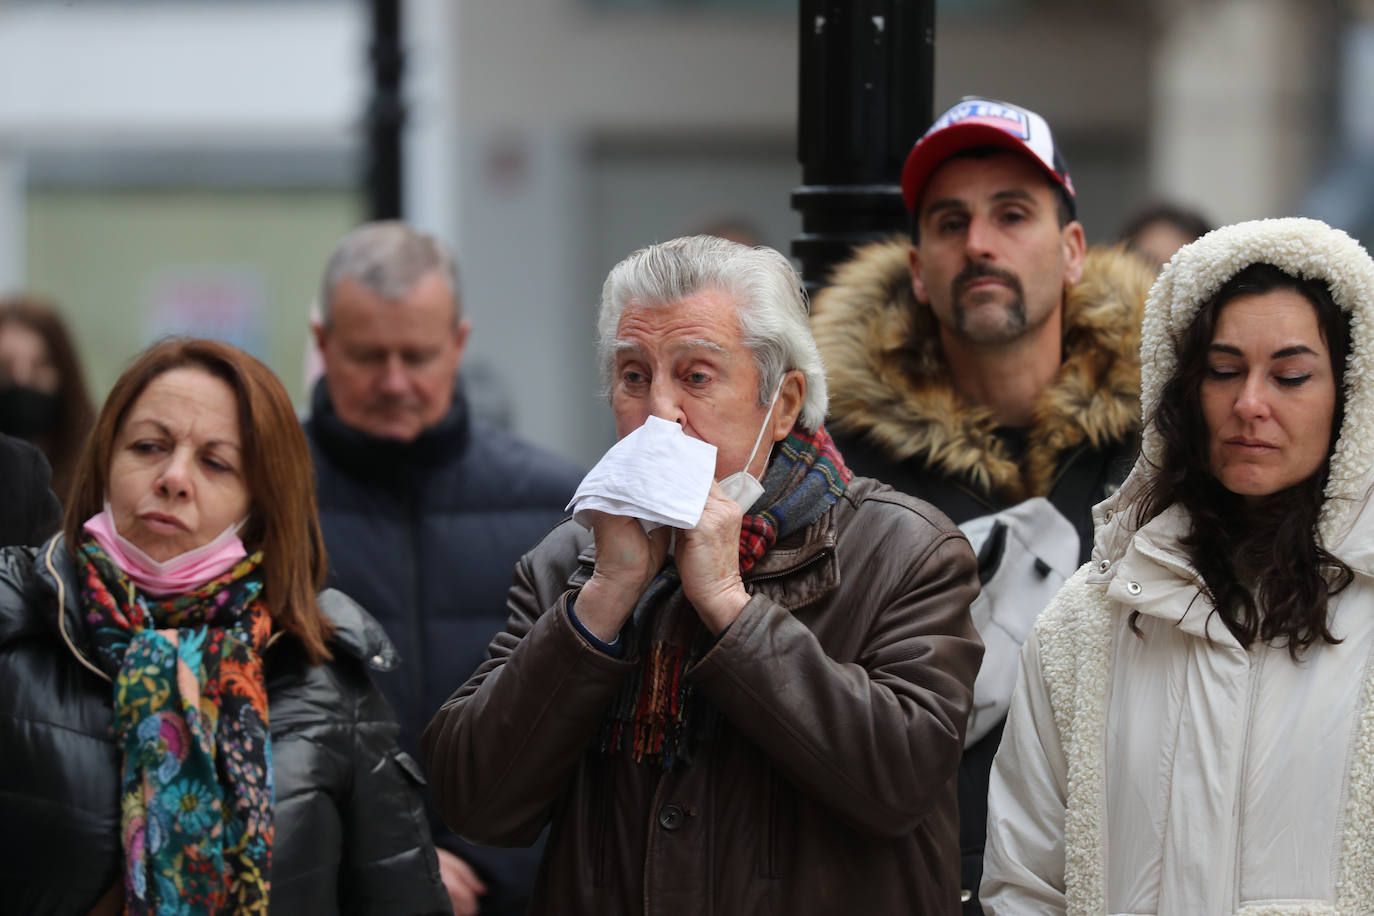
{"left": 908, "top": 245, "right": 928, "bottom": 304}
{"left": 772, "top": 370, "right": 806, "bottom": 442}
{"left": 1062, "top": 221, "right": 1087, "bottom": 287}
{"left": 311, "top": 316, "right": 328, "bottom": 354}
{"left": 452, "top": 317, "right": 472, "bottom": 374}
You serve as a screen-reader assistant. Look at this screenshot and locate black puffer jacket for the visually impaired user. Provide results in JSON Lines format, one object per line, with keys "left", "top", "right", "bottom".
{"left": 306, "top": 378, "right": 583, "bottom": 912}
{"left": 0, "top": 536, "right": 450, "bottom": 916}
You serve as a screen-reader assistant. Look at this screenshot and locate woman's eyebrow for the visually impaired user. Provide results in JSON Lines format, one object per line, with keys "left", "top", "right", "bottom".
{"left": 1207, "top": 343, "right": 1318, "bottom": 359}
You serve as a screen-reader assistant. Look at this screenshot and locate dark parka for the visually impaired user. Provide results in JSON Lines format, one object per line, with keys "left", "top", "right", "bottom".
{"left": 305, "top": 378, "right": 583, "bottom": 909}
{"left": 424, "top": 476, "right": 984, "bottom": 916}
{"left": 0, "top": 537, "right": 450, "bottom": 916}
{"left": 810, "top": 239, "right": 1153, "bottom": 914}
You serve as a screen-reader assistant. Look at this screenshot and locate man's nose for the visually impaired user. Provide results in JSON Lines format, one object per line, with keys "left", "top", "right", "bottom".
{"left": 647, "top": 377, "right": 685, "bottom": 427}
{"left": 965, "top": 214, "right": 997, "bottom": 260}
{"left": 378, "top": 354, "right": 409, "bottom": 394}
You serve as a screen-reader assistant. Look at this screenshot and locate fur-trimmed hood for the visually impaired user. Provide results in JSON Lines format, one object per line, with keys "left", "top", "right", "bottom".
{"left": 811, "top": 238, "right": 1155, "bottom": 501}
{"left": 1094, "top": 217, "right": 1374, "bottom": 567}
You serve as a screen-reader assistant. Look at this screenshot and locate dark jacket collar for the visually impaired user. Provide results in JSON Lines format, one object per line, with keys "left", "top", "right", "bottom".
{"left": 306, "top": 377, "right": 471, "bottom": 476}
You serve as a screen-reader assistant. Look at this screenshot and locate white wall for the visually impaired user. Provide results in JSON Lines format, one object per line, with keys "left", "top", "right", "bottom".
{"left": 1151, "top": 0, "right": 1322, "bottom": 223}
{"left": 0, "top": 0, "right": 365, "bottom": 300}
{"left": 0, "top": 3, "right": 364, "bottom": 148}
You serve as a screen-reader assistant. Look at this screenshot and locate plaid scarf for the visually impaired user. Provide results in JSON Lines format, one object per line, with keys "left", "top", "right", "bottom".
{"left": 599, "top": 423, "right": 850, "bottom": 769}
{"left": 78, "top": 536, "right": 274, "bottom": 915}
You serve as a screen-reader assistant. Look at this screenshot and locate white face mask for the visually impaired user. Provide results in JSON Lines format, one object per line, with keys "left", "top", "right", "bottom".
{"left": 717, "top": 380, "right": 784, "bottom": 511}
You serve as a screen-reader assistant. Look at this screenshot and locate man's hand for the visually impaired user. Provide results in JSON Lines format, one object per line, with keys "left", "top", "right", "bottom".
{"left": 677, "top": 483, "right": 751, "bottom": 634}
{"left": 437, "top": 848, "right": 486, "bottom": 916}
{"left": 576, "top": 511, "right": 670, "bottom": 642}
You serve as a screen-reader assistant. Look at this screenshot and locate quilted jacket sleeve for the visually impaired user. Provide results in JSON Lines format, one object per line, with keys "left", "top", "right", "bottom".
{"left": 980, "top": 627, "right": 1069, "bottom": 914}
{"left": 340, "top": 676, "right": 451, "bottom": 916}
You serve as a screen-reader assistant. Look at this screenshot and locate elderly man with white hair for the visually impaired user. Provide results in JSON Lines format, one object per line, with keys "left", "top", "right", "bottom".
{"left": 424, "top": 235, "right": 983, "bottom": 915}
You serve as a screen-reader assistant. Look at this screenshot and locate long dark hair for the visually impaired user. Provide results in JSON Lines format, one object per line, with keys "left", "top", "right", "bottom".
{"left": 1133, "top": 263, "right": 1354, "bottom": 658}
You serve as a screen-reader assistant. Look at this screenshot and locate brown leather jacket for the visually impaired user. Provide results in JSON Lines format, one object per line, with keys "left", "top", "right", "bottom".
{"left": 423, "top": 476, "right": 982, "bottom": 915}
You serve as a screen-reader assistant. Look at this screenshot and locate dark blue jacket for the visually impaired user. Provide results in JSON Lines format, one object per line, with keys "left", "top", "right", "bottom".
{"left": 305, "top": 379, "right": 583, "bottom": 915}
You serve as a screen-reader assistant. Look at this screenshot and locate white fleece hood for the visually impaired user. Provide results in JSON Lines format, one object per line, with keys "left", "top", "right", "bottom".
{"left": 1094, "top": 217, "right": 1374, "bottom": 565}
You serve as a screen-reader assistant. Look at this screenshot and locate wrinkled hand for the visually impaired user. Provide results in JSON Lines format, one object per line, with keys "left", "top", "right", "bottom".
{"left": 437, "top": 848, "right": 486, "bottom": 916}
{"left": 678, "top": 482, "right": 751, "bottom": 634}
{"left": 577, "top": 511, "right": 670, "bottom": 642}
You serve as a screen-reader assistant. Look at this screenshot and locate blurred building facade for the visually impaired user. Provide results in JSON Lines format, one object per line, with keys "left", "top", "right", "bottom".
{"left": 0, "top": 0, "right": 1358, "bottom": 465}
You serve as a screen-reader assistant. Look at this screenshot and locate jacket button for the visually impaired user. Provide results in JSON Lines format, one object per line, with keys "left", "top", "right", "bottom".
{"left": 658, "top": 804, "right": 685, "bottom": 831}
{"left": 960, "top": 889, "right": 973, "bottom": 903}
{"left": 1098, "top": 559, "right": 1111, "bottom": 573}
{"left": 370, "top": 653, "right": 386, "bottom": 667}
{"left": 1126, "top": 581, "right": 1142, "bottom": 596}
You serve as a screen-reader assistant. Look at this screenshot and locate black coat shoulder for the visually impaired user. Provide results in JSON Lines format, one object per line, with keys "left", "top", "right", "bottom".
{"left": 0, "top": 434, "right": 61, "bottom": 548}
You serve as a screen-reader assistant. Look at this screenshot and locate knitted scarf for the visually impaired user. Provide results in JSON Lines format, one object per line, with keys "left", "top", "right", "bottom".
{"left": 77, "top": 536, "right": 274, "bottom": 915}
{"left": 599, "top": 423, "right": 851, "bottom": 769}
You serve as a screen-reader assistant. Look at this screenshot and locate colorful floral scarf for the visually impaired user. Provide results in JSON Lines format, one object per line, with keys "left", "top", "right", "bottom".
{"left": 77, "top": 536, "right": 274, "bottom": 915}
{"left": 599, "top": 423, "right": 851, "bottom": 768}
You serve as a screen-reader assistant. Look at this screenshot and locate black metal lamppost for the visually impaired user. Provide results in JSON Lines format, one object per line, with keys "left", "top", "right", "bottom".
{"left": 366, "top": 0, "right": 405, "bottom": 220}
{"left": 792, "top": 0, "right": 935, "bottom": 296}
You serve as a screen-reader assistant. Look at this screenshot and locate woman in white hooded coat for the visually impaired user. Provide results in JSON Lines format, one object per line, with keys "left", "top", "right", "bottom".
{"left": 981, "top": 217, "right": 1374, "bottom": 916}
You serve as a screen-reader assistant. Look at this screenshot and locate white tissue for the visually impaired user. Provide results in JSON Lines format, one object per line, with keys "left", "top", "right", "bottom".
{"left": 567, "top": 415, "right": 717, "bottom": 531}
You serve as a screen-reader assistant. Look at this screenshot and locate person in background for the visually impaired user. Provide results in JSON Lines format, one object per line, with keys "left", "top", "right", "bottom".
{"left": 306, "top": 221, "right": 583, "bottom": 916}
{"left": 1116, "top": 200, "right": 1214, "bottom": 270}
{"left": 0, "top": 431, "right": 60, "bottom": 546}
{"left": 0, "top": 337, "right": 448, "bottom": 914}
{"left": 424, "top": 235, "right": 983, "bottom": 915}
{"left": 0, "top": 295, "right": 96, "bottom": 501}
{"left": 983, "top": 218, "right": 1374, "bottom": 913}
{"left": 810, "top": 96, "right": 1154, "bottom": 914}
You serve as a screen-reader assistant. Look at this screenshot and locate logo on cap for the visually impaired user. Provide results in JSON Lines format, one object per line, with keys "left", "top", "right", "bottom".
{"left": 928, "top": 100, "right": 1030, "bottom": 142}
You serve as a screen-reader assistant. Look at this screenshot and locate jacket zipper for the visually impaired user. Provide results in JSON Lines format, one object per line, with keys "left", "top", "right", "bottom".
{"left": 1044, "top": 443, "right": 1089, "bottom": 495}
{"left": 402, "top": 467, "right": 425, "bottom": 715}
{"left": 1231, "top": 649, "right": 1265, "bottom": 912}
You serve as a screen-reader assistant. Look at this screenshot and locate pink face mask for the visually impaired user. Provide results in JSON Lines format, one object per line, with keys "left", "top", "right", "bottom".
{"left": 83, "top": 504, "right": 249, "bottom": 597}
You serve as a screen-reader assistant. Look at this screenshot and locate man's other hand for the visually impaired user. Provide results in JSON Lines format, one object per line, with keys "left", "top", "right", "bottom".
{"left": 678, "top": 483, "right": 751, "bottom": 634}
{"left": 437, "top": 848, "right": 487, "bottom": 916}
{"left": 577, "top": 511, "right": 670, "bottom": 641}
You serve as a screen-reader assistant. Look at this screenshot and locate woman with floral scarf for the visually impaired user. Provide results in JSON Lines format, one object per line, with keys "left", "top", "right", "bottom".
{"left": 0, "top": 338, "right": 450, "bottom": 915}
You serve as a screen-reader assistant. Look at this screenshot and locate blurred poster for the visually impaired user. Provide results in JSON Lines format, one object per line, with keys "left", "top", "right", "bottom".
{"left": 144, "top": 266, "right": 268, "bottom": 359}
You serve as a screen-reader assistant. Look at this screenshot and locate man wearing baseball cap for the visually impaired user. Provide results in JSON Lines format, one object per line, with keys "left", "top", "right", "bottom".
{"left": 811, "top": 96, "right": 1154, "bottom": 915}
